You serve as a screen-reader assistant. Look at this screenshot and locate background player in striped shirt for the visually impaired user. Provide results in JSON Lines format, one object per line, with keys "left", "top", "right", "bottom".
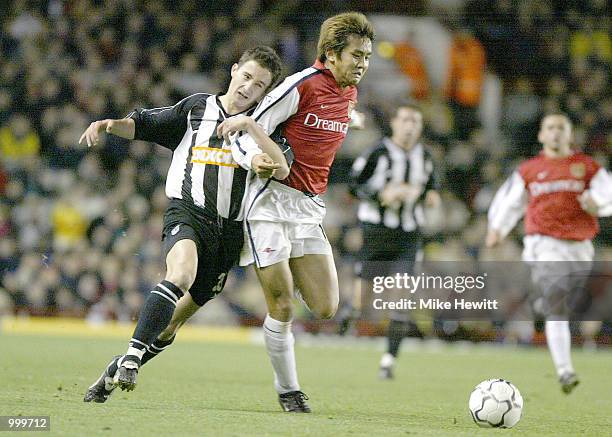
{"left": 349, "top": 104, "right": 440, "bottom": 380}
{"left": 223, "top": 12, "right": 374, "bottom": 413}
{"left": 486, "top": 114, "right": 612, "bottom": 393}
{"left": 80, "top": 46, "right": 290, "bottom": 403}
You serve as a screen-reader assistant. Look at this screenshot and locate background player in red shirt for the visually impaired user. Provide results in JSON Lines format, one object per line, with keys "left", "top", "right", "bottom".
{"left": 486, "top": 114, "right": 612, "bottom": 393}
{"left": 219, "top": 12, "right": 374, "bottom": 412}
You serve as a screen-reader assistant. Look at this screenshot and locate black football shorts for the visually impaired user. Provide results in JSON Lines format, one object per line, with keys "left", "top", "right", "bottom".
{"left": 161, "top": 198, "right": 243, "bottom": 306}
{"left": 356, "top": 223, "right": 421, "bottom": 279}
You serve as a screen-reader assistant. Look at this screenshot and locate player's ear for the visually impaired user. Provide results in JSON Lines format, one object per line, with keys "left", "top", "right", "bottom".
{"left": 230, "top": 63, "right": 239, "bottom": 76}
{"left": 326, "top": 49, "right": 336, "bottom": 63}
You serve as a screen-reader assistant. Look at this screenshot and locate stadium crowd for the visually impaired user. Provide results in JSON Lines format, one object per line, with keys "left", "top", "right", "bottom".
{"left": 0, "top": 1, "right": 609, "bottom": 336}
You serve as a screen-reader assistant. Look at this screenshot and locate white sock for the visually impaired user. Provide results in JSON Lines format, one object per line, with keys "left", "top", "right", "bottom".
{"left": 263, "top": 314, "right": 300, "bottom": 394}
{"left": 126, "top": 345, "right": 146, "bottom": 361}
{"left": 545, "top": 320, "right": 574, "bottom": 377}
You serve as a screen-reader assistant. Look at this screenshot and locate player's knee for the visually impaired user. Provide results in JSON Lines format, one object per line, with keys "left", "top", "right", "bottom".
{"left": 310, "top": 297, "right": 338, "bottom": 320}
{"left": 164, "top": 269, "right": 195, "bottom": 292}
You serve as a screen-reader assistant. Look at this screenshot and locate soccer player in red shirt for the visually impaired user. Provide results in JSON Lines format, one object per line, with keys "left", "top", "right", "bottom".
{"left": 486, "top": 114, "right": 612, "bottom": 393}
{"left": 218, "top": 12, "right": 374, "bottom": 412}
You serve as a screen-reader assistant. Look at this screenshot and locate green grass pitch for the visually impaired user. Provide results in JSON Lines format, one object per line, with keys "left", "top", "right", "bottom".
{"left": 1, "top": 334, "right": 610, "bottom": 436}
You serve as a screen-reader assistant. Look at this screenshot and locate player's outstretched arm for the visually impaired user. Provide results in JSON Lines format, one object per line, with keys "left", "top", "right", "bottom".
{"left": 348, "top": 147, "right": 386, "bottom": 202}
{"left": 485, "top": 229, "right": 503, "bottom": 248}
{"left": 486, "top": 171, "right": 527, "bottom": 247}
{"left": 78, "top": 118, "right": 135, "bottom": 147}
{"left": 349, "top": 110, "right": 366, "bottom": 129}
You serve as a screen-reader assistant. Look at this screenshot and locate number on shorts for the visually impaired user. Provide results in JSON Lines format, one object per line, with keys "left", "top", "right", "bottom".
{"left": 211, "top": 273, "right": 227, "bottom": 295}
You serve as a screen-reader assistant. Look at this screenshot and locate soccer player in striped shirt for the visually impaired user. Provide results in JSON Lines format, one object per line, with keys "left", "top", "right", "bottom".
{"left": 81, "top": 46, "right": 290, "bottom": 403}
{"left": 349, "top": 104, "right": 440, "bottom": 379}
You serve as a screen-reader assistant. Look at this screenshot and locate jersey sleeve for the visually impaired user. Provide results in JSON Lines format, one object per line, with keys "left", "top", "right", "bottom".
{"left": 348, "top": 146, "right": 387, "bottom": 202}
{"left": 487, "top": 170, "right": 528, "bottom": 238}
{"left": 587, "top": 167, "right": 612, "bottom": 216}
{"left": 231, "top": 76, "right": 301, "bottom": 170}
{"left": 424, "top": 149, "right": 441, "bottom": 192}
{"left": 128, "top": 93, "right": 205, "bottom": 151}
{"left": 270, "top": 128, "right": 295, "bottom": 168}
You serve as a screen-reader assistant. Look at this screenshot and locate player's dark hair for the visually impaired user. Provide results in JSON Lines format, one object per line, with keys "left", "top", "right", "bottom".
{"left": 317, "top": 12, "right": 375, "bottom": 62}
{"left": 237, "top": 46, "right": 283, "bottom": 90}
{"left": 392, "top": 100, "right": 422, "bottom": 119}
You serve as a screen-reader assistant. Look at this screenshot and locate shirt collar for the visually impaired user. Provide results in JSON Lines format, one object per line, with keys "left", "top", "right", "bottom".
{"left": 384, "top": 137, "right": 422, "bottom": 156}
{"left": 313, "top": 59, "right": 336, "bottom": 79}
{"left": 313, "top": 59, "right": 327, "bottom": 70}
{"left": 539, "top": 149, "right": 576, "bottom": 160}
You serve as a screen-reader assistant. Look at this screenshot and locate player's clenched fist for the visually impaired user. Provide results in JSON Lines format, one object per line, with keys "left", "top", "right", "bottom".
{"left": 217, "top": 115, "right": 253, "bottom": 145}
{"left": 252, "top": 153, "right": 281, "bottom": 178}
{"left": 379, "top": 183, "right": 421, "bottom": 208}
{"left": 485, "top": 229, "right": 502, "bottom": 248}
{"left": 577, "top": 192, "right": 598, "bottom": 216}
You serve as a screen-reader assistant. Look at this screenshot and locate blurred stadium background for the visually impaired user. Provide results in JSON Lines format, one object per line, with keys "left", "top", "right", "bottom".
{"left": 0, "top": 0, "right": 610, "bottom": 345}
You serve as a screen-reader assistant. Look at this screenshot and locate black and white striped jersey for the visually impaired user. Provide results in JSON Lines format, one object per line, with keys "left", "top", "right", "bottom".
{"left": 129, "top": 93, "right": 254, "bottom": 221}
{"left": 349, "top": 138, "right": 439, "bottom": 232}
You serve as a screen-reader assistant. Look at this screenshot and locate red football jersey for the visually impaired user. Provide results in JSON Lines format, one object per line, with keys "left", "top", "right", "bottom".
{"left": 234, "top": 60, "right": 357, "bottom": 194}
{"left": 519, "top": 152, "right": 601, "bottom": 240}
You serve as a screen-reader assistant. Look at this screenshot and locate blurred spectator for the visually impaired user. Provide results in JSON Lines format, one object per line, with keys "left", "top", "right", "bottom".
{"left": 464, "top": 0, "right": 514, "bottom": 75}
{"left": 503, "top": 78, "right": 541, "bottom": 156}
{"left": 0, "top": 205, "right": 12, "bottom": 239}
{"left": 444, "top": 27, "right": 486, "bottom": 140}
{"left": 0, "top": 114, "right": 41, "bottom": 168}
{"left": 7, "top": 1, "right": 44, "bottom": 41}
{"left": 0, "top": 163, "right": 7, "bottom": 195}
{"left": 0, "top": 88, "right": 13, "bottom": 124}
{"left": 393, "top": 31, "right": 430, "bottom": 101}
{"left": 540, "top": 32, "right": 571, "bottom": 79}
{"left": 51, "top": 196, "right": 88, "bottom": 251}
{"left": 277, "top": 25, "right": 301, "bottom": 73}
{"left": 569, "top": 18, "right": 611, "bottom": 64}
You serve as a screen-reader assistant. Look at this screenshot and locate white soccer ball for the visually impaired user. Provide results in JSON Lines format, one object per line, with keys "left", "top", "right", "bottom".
{"left": 468, "top": 379, "right": 523, "bottom": 428}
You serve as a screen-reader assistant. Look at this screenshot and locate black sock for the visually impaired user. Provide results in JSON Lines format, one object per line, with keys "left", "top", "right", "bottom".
{"left": 141, "top": 335, "right": 176, "bottom": 366}
{"left": 130, "top": 280, "right": 184, "bottom": 353}
{"left": 387, "top": 319, "right": 406, "bottom": 357}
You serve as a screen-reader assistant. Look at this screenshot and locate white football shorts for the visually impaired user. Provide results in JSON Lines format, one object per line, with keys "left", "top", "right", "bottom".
{"left": 522, "top": 234, "right": 594, "bottom": 317}
{"left": 522, "top": 234, "right": 594, "bottom": 264}
{"left": 240, "top": 179, "right": 332, "bottom": 268}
